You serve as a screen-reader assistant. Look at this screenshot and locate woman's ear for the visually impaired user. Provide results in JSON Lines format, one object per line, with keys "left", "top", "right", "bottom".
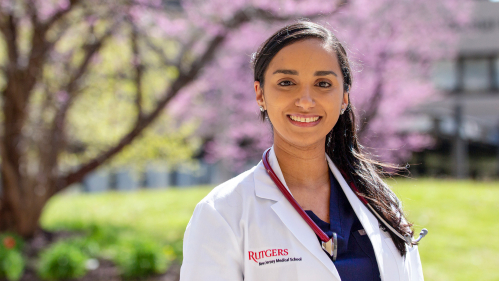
{"left": 255, "top": 81, "right": 265, "bottom": 109}
{"left": 342, "top": 88, "right": 349, "bottom": 111}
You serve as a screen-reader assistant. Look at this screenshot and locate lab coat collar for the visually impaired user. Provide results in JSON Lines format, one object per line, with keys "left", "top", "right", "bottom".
{"left": 253, "top": 146, "right": 287, "bottom": 201}
{"left": 326, "top": 155, "right": 387, "bottom": 281}
{"left": 253, "top": 147, "right": 341, "bottom": 280}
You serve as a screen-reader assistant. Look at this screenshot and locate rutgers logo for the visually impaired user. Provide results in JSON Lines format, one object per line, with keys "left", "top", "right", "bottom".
{"left": 248, "top": 249, "right": 288, "bottom": 263}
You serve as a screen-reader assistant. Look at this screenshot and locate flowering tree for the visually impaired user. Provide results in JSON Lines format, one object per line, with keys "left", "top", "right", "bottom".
{"left": 178, "top": 0, "right": 471, "bottom": 169}
{"left": 0, "top": 0, "right": 343, "bottom": 237}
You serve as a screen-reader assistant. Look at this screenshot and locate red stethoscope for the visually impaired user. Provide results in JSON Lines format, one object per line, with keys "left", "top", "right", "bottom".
{"left": 262, "top": 148, "right": 427, "bottom": 260}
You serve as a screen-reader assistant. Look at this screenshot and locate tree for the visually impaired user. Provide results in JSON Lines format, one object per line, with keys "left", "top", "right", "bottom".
{"left": 177, "top": 0, "right": 471, "bottom": 169}
{"left": 0, "top": 0, "right": 342, "bottom": 237}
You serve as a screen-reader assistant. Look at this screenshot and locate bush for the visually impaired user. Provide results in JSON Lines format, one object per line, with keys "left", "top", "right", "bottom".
{"left": 0, "top": 233, "right": 25, "bottom": 281}
{"left": 83, "top": 224, "right": 172, "bottom": 279}
{"left": 69, "top": 236, "right": 101, "bottom": 258}
{"left": 33, "top": 225, "right": 173, "bottom": 280}
{"left": 113, "top": 236, "right": 169, "bottom": 279}
{"left": 37, "top": 241, "right": 89, "bottom": 280}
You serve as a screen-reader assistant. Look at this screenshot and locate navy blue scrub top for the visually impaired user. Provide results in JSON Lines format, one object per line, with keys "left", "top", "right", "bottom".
{"left": 305, "top": 172, "right": 381, "bottom": 281}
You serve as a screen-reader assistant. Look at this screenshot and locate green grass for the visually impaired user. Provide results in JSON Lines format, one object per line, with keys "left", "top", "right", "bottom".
{"left": 41, "top": 187, "right": 212, "bottom": 243}
{"left": 41, "top": 180, "right": 499, "bottom": 281}
{"left": 389, "top": 179, "right": 499, "bottom": 281}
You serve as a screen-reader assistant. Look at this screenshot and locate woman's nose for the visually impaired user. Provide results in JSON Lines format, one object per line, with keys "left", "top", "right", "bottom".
{"left": 295, "top": 87, "right": 315, "bottom": 110}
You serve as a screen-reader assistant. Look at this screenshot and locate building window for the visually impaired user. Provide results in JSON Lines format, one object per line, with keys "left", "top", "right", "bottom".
{"left": 463, "top": 58, "right": 491, "bottom": 91}
{"left": 431, "top": 61, "right": 457, "bottom": 90}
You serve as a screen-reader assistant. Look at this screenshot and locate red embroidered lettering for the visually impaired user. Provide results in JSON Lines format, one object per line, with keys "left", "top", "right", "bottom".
{"left": 249, "top": 251, "right": 257, "bottom": 262}
{"left": 249, "top": 249, "right": 289, "bottom": 263}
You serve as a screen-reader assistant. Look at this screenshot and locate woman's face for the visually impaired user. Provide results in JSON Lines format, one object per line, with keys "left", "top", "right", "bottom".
{"left": 255, "top": 39, "right": 349, "bottom": 149}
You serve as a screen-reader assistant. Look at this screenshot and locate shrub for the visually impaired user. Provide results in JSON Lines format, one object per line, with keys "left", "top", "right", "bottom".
{"left": 0, "top": 233, "right": 25, "bottom": 281}
{"left": 70, "top": 236, "right": 101, "bottom": 258}
{"left": 37, "top": 241, "right": 89, "bottom": 280}
{"left": 34, "top": 225, "right": 173, "bottom": 280}
{"left": 113, "top": 236, "right": 169, "bottom": 279}
{"left": 86, "top": 224, "right": 121, "bottom": 247}
{"left": 83, "top": 224, "right": 171, "bottom": 279}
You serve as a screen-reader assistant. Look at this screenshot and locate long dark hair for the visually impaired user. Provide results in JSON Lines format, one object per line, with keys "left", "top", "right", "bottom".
{"left": 252, "top": 21, "right": 413, "bottom": 256}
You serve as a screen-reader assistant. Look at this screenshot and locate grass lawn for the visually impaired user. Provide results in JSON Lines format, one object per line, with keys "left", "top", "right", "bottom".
{"left": 41, "top": 187, "right": 212, "bottom": 244}
{"left": 41, "top": 179, "right": 499, "bottom": 281}
{"left": 389, "top": 179, "right": 499, "bottom": 281}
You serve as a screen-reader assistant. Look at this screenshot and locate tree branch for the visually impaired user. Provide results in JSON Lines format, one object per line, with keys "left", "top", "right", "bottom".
{"left": 357, "top": 48, "right": 393, "bottom": 138}
{"left": 141, "top": 34, "right": 177, "bottom": 66}
{"left": 59, "top": 24, "right": 234, "bottom": 190}
{"left": 45, "top": 24, "right": 117, "bottom": 195}
{"left": 226, "top": 5, "right": 342, "bottom": 27}
{"left": 26, "top": 0, "right": 39, "bottom": 25}
{"left": 69, "top": 31, "right": 115, "bottom": 93}
{"left": 357, "top": 47, "right": 392, "bottom": 137}
{"left": 53, "top": 29, "right": 112, "bottom": 121}
{"left": 131, "top": 23, "right": 144, "bottom": 122}
{"left": 357, "top": 73, "right": 384, "bottom": 137}
{"left": 0, "top": 14, "right": 19, "bottom": 68}
{"left": 43, "top": 0, "right": 81, "bottom": 31}
{"left": 0, "top": 13, "right": 26, "bottom": 113}
{"left": 22, "top": 0, "right": 82, "bottom": 102}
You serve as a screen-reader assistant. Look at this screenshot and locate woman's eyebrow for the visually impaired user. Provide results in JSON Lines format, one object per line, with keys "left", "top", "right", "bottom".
{"left": 272, "top": 69, "right": 338, "bottom": 77}
{"left": 314, "top": 70, "right": 337, "bottom": 77}
{"left": 272, "top": 69, "right": 298, "bottom": 75}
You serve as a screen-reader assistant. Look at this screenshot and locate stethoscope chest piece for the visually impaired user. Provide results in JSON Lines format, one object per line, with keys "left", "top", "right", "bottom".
{"left": 321, "top": 232, "right": 338, "bottom": 261}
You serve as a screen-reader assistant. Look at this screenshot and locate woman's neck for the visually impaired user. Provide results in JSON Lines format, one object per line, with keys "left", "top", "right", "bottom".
{"left": 273, "top": 137, "right": 330, "bottom": 191}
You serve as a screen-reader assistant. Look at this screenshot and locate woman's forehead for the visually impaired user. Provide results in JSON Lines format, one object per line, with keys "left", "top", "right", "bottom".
{"left": 267, "top": 39, "right": 340, "bottom": 74}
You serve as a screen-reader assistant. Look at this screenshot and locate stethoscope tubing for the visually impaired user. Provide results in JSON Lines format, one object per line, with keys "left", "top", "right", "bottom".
{"left": 262, "top": 149, "right": 331, "bottom": 243}
{"left": 338, "top": 168, "right": 428, "bottom": 247}
{"left": 263, "top": 148, "right": 427, "bottom": 248}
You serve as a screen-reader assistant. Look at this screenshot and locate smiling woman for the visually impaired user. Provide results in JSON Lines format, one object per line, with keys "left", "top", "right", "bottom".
{"left": 180, "top": 22, "right": 424, "bottom": 281}
{"left": 255, "top": 39, "right": 347, "bottom": 148}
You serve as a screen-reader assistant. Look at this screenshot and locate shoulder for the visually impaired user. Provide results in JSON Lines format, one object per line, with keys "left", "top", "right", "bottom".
{"left": 196, "top": 164, "right": 258, "bottom": 215}
{"left": 181, "top": 168, "right": 255, "bottom": 280}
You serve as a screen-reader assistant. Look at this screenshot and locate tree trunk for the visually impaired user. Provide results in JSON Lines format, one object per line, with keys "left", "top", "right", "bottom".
{"left": 0, "top": 182, "right": 45, "bottom": 239}
{"left": 0, "top": 84, "right": 47, "bottom": 238}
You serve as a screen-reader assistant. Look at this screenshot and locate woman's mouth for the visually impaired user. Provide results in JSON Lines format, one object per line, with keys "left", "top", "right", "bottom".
{"left": 287, "top": 114, "right": 322, "bottom": 127}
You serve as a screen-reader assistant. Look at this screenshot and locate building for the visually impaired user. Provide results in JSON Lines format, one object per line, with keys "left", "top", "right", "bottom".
{"left": 409, "top": 0, "right": 499, "bottom": 179}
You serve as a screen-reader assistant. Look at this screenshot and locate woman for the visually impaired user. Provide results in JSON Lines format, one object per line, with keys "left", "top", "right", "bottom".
{"left": 180, "top": 21, "right": 424, "bottom": 281}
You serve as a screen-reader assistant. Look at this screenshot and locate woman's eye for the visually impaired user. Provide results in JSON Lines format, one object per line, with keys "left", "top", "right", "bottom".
{"left": 317, "top": 81, "right": 331, "bottom": 88}
{"left": 278, "top": 80, "right": 294, "bottom": 86}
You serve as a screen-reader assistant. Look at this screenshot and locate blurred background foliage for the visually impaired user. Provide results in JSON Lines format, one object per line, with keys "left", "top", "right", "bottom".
{"left": 24, "top": 17, "right": 200, "bottom": 171}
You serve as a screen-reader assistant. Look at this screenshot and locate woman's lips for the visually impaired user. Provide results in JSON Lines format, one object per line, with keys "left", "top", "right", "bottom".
{"left": 287, "top": 114, "right": 322, "bottom": 127}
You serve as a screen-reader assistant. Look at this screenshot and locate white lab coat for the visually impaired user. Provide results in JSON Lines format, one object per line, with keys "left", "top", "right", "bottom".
{"left": 180, "top": 147, "right": 424, "bottom": 281}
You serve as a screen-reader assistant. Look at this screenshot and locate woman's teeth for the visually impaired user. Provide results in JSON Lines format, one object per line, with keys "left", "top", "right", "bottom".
{"left": 289, "top": 116, "right": 320, "bottom": 123}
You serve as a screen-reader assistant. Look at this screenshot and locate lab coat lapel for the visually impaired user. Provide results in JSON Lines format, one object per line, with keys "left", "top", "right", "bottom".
{"left": 271, "top": 200, "right": 341, "bottom": 281}
{"left": 326, "top": 156, "right": 387, "bottom": 281}
{"left": 254, "top": 147, "right": 341, "bottom": 281}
